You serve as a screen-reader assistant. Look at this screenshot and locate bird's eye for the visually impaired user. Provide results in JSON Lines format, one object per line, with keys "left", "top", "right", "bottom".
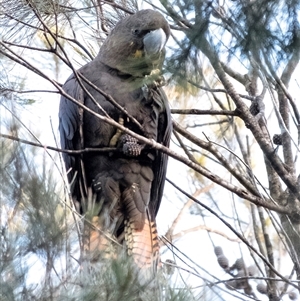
{"left": 132, "top": 29, "right": 151, "bottom": 37}
{"left": 132, "top": 29, "right": 140, "bottom": 35}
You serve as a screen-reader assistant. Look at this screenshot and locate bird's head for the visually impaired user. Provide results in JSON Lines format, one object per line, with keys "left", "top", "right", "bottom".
{"left": 97, "top": 9, "right": 170, "bottom": 78}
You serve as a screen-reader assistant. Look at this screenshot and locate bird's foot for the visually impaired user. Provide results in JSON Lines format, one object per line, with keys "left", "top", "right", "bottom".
{"left": 120, "top": 134, "right": 144, "bottom": 156}
{"left": 109, "top": 117, "right": 124, "bottom": 147}
{"left": 144, "top": 72, "right": 165, "bottom": 88}
{"left": 92, "top": 178, "right": 102, "bottom": 192}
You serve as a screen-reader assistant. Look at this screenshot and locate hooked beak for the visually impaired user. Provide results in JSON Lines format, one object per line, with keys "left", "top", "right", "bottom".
{"left": 143, "top": 28, "right": 167, "bottom": 55}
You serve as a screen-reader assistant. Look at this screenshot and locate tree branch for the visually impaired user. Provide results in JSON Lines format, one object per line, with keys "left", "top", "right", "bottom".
{"left": 174, "top": 121, "right": 260, "bottom": 197}
{"left": 0, "top": 133, "right": 116, "bottom": 154}
{"left": 197, "top": 35, "right": 300, "bottom": 201}
{"left": 171, "top": 109, "right": 238, "bottom": 116}
{"left": 166, "top": 178, "right": 299, "bottom": 290}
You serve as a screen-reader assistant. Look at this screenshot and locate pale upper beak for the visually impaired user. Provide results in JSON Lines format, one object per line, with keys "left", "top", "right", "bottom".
{"left": 143, "top": 28, "right": 167, "bottom": 55}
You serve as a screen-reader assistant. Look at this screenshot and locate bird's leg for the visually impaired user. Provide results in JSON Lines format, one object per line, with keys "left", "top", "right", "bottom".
{"left": 143, "top": 70, "right": 165, "bottom": 89}
{"left": 119, "top": 134, "right": 145, "bottom": 156}
{"left": 92, "top": 175, "right": 122, "bottom": 223}
{"left": 109, "top": 116, "right": 124, "bottom": 147}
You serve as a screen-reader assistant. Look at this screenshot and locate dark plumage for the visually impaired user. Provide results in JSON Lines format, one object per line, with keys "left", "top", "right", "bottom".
{"left": 59, "top": 9, "right": 171, "bottom": 267}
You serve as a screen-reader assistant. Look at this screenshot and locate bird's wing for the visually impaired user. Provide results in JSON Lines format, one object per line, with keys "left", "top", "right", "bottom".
{"left": 59, "top": 73, "right": 85, "bottom": 202}
{"left": 149, "top": 87, "right": 172, "bottom": 220}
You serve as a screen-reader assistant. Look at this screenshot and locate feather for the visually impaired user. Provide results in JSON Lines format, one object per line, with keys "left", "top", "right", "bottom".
{"left": 59, "top": 9, "right": 171, "bottom": 274}
{"left": 125, "top": 214, "right": 159, "bottom": 269}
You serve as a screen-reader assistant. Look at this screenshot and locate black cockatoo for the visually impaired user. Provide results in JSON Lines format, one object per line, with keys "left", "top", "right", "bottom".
{"left": 59, "top": 9, "right": 171, "bottom": 269}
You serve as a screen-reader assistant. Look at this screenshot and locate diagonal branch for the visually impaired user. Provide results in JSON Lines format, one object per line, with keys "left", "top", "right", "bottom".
{"left": 174, "top": 121, "right": 259, "bottom": 197}
{"left": 197, "top": 35, "right": 300, "bottom": 201}
{"left": 0, "top": 30, "right": 295, "bottom": 216}
{"left": 165, "top": 184, "right": 213, "bottom": 240}
{"left": 166, "top": 178, "right": 299, "bottom": 290}
{"left": 0, "top": 133, "right": 116, "bottom": 155}
{"left": 171, "top": 109, "right": 238, "bottom": 116}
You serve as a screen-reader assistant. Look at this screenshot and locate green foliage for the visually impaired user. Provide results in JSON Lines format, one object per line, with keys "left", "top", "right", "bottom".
{"left": 164, "top": 0, "right": 300, "bottom": 89}
{"left": 0, "top": 101, "right": 201, "bottom": 300}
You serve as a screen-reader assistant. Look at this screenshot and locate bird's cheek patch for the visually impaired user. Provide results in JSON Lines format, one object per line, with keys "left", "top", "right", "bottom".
{"left": 133, "top": 49, "right": 143, "bottom": 58}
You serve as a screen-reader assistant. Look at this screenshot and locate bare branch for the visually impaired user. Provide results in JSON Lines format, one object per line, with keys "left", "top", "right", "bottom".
{"left": 0, "top": 133, "right": 116, "bottom": 154}
{"left": 171, "top": 109, "right": 238, "bottom": 116}
{"left": 166, "top": 178, "right": 299, "bottom": 290}
{"left": 165, "top": 185, "right": 213, "bottom": 240}
{"left": 174, "top": 121, "right": 259, "bottom": 197}
{"left": 197, "top": 35, "right": 300, "bottom": 201}
{"left": 172, "top": 225, "right": 240, "bottom": 242}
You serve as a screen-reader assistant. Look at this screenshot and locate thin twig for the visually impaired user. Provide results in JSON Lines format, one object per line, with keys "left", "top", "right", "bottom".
{"left": 166, "top": 178, "right": 299, "bottom": 290}
{"left": 171, "top": 109, "right": 238, "bottom": 116}
{"left": 0, "top": 133, "right": 116, "bottom": 154}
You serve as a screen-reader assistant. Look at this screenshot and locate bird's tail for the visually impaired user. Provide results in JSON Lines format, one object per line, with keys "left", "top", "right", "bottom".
{"left": 124, "top": 211, "right": 160, "bottom": 277}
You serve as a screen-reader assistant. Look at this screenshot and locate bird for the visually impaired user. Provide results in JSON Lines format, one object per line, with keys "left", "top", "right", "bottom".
{"left": 59, "top": 9, "right": 172, "bottom": 271}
